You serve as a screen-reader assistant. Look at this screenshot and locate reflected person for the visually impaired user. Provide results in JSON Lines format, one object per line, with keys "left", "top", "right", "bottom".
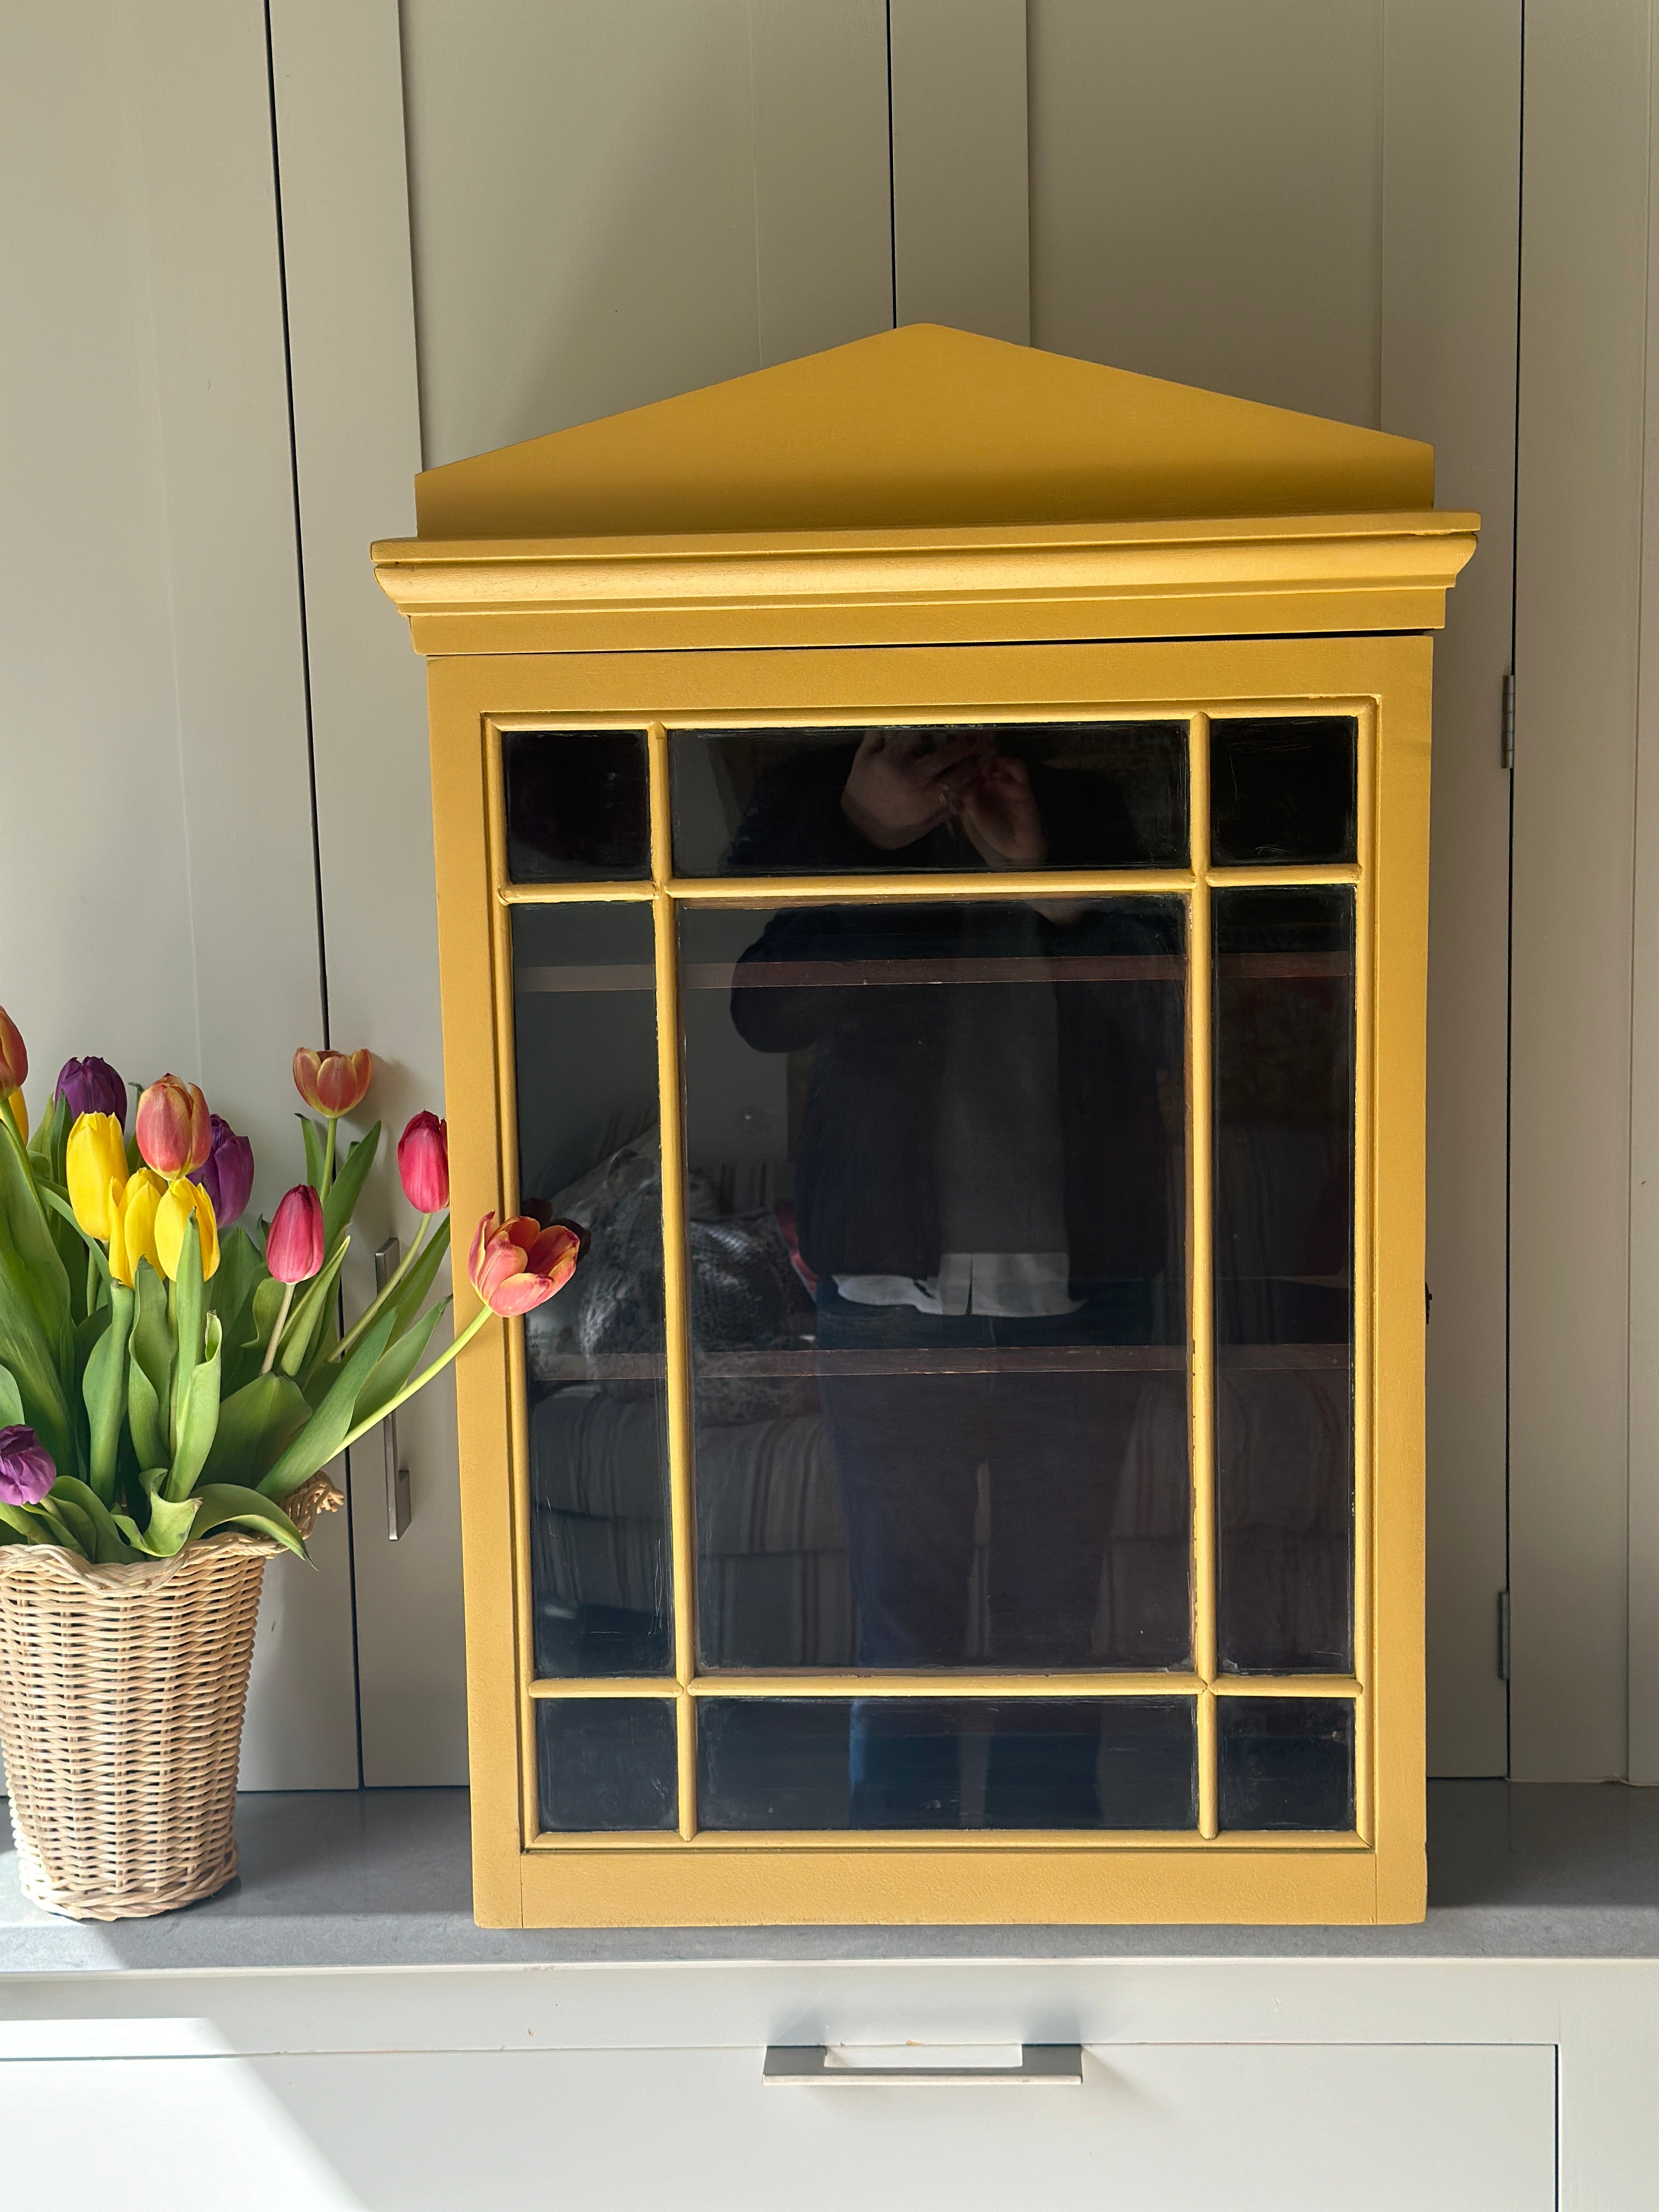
{"left": 729, "top": 730, "right": 1184, "bottom": 1826}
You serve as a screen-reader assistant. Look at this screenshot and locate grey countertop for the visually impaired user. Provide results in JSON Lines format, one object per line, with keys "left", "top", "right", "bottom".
{"left": 1, "top": 1779, "right": 1656, "bottom": 1975}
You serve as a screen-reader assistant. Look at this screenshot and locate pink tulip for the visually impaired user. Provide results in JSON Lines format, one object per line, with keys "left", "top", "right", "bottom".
{"left": 293, "top": 1046, "right": 373, "bottom": 1119}
{"left": 266, "top": 1183, "right": 325, "bottom": 1284}
{"left": 397, "top": 1112, "right": 449, "bottom": 1214}
{"left": 468, "top": 1212, "right": 582, "bottom": 1317}
{"left": 136, "top": 1074, "right": 211, "bottom": 1176}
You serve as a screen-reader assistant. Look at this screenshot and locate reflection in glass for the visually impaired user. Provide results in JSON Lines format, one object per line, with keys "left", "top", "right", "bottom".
{"left": 537, "top": 1699, "right": 678, "bottom": 1832}
{"left": 1209, "top": 718, "right": 1357, "bottom": 866}
{"left": 670, "top": 722, "right": 1188, "bottom": 877}
{"left": 1216, "top": 1697, "right": 1355, "bottom": 1831}
{"left": 514, "top": 904, "right": 672, "bottom": 1675}
{"left": 503, "top": 729, "right": 651, "bottom": 882}
{"left": 680, "top": 890, "right": 1190, "bottom": 1684}
{"left": 698, "top": 1697, "right": 1197, "bottom": 1830}
{"left": 1213, "top": 889, "right": 1355, "bottom": 1673}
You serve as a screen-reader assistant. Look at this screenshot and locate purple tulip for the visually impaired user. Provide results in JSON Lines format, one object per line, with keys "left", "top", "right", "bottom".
{"left": 191, "top": 1114, "right": 255, "bottom": 1227}
{"left": 55, "top": 1055, "right": 128, "bottom": 1127}
{"left": 0, "top": 1426, "right": 55, "bottom": 1507}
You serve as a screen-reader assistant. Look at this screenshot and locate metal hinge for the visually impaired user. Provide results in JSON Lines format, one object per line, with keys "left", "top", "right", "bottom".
{"left": 1502, "top": 671, "right": 1516, "bottom": 770}
{"left": 1498, "top": 1589, "right": 1511, "bottom": 1681}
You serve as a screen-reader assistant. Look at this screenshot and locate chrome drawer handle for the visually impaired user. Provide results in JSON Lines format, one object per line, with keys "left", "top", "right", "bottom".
{"left": 764, "top": 2044, "right": 1082, "bottom": 2087}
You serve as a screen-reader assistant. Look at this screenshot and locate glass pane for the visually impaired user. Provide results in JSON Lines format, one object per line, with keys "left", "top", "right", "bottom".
{"left": 514, "top": 904, "right": 673, "bottom": 1675}
{"left": 1209, "top": 717, "right": 1357, "bottom": 865}
{"left": 1216, "top": 1697, "right": 1355, "bottom": 1831}
{"left": 537, "top": 1699, "right": 678, "bottom": 1832}
{"left": 503, "top": 729, "right": 651, "bottom": 882}
{"left": 680, "top": 896, "right": 1190, "bottom": 1673}
{"left": 671, "top": 722, "right": 1188, "bottom": 876}
{"left": 1213, "top": 888, "right": 1354, "bottom": 1673}
{"left": 697, "top": 1697, "right": 1197, "bottom": 1830}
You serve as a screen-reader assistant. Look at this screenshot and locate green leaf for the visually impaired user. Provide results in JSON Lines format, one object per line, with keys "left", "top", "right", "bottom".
{"left": 278, "top": 1234, "right": 351, "bottom": 1380}
{"left": 49, "top": 1474, "right": 138, "bottom": 1564}
{"left": 210, "top": 1226, "right": 267, "bottom": 1395}
{"left": 41, "top": 1489, "right": 97, "bottom": 1555}
{"left": 188, "top": 1483, "right": 307, "bottom": 1560}
{"left": 82, "top": 1284, "right": 133, "bottom": 1504}
{"left": 249, "top": 1273, "right": 288, "bottom": 1362}
{"left": 356, "top": 1296, "right": 450, "bottom": 1429}
{"left": 322, "top": 1122, "right": 380, "bottom": 1254}
{"left": 27, "top": 1091, "right": 70, "bottom": 1186}
{"left": 127, "top": 1262, "right": 172, "bottom": 1472}
{"left": 0, "top": 1114, "right": 71, "bottom": 1349}
{"left": 114, "top": 1489, "right": 199, "bottom": 1558}
{"left": 0, "top": 1359, "right": 24, "bottom": 1429}
{"left": 0, "top": 1128, "right": 74, "bottom": 1468}
{"left": 202, "top": 1371, "right": 310, "bottom": 1486}
{"left": 165, "top": 1313, "right": 221, "bottom": 1502}
{"left": 170, "top": 1215, "right": 205, "bottom": 1441}
{"left": 0, "top": 1503, "right": 60, "bottom": 1547}
{"left": 257, "top": 1304, "right": 398, "bottom": 1500}
{"left": 300, "top": 1114, "right": 325, "bottom": 1192}
{"left": 387, "top": 1214, "right": 452, "bottom": 1337}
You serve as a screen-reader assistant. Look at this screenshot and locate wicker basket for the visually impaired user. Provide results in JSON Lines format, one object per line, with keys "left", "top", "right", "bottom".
{"left": 0, "top": 1473, "right": 340, "bottom": 1921}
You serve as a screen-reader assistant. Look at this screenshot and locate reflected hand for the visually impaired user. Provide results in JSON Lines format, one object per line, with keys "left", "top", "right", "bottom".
{"left": 840, "top": 730, "right": 989, "bottom": 850}
{"left": 960, "top": 754, "right": 1046, "bottom": 870}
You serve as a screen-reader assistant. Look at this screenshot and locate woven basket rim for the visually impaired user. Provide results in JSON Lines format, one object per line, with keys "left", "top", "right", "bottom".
{"left": 0, "top": 1474, "right": 342, "bottom": 1600}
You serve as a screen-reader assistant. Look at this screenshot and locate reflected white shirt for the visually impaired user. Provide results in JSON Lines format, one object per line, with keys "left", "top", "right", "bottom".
{"left": 834, "top": 1251, "right": 1082, "bottom": 1318}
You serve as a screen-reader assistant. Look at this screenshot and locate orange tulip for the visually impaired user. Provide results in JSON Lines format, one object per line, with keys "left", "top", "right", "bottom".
{"left": 135, "top": 1075, "right": 211, "bottom": 1176}
{"left": 0, "top": 1005, "right": 26, "bottom": 1097}
{"left": 293, "top": 1046, "right": 373, "bottom": 1118}
{"left": 468, "top": 1212, "right": 582, "bottom": 1317}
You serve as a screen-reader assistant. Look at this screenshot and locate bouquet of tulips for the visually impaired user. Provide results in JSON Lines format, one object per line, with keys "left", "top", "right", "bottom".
{"left": 0, "top": 1003, "right": 581, "bottom": 1565}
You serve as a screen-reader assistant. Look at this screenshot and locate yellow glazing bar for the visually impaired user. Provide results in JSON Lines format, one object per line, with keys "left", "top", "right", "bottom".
{"left": 1189, "top": 711, "right": 1219, "bottom": 1841}
{"left": 500, "top": 878, "right": 657, "bottom": 905}
{"left": 663, "top": 870, "right": 1195, "bottom": 905}
{"left": 647, "top": 724, "right": 699, "bottom": 1840}
{"left": 1351, "top": 703, "right": 1376, "bottom": 1846}
{"left": 524, "top": 1825, "right": 1370, "bottom": 1855}
{"left": 498, "top": 870, "right": 1361, "bottom": 907}
{"left": 526, "top": 1671, "right": 1363, "bottom": 1700}
{"left": 482, "top": 725, "right": 545, "bottom": 1849}
{"left": 687, "top": 1672, "right": 1205, "bottom": 1699}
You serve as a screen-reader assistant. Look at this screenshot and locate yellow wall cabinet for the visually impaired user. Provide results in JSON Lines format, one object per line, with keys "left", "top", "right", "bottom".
{"left": 374, "top": 325, "right": 1477, "bottom": 1927}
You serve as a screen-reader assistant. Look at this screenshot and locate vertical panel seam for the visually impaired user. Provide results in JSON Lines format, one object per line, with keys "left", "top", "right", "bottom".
{"left": 263, "top": 0, "right": 364, "bottom": 1793}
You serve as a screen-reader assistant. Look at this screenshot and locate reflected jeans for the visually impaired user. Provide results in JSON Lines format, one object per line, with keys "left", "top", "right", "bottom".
{"left": 816, "top": 1284, "right": 1142, "bottom": 1826}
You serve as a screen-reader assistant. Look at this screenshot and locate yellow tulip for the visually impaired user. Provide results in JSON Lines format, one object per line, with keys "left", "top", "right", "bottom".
{"left": 109, "top": 1168, "right": 166, "bottom": 1287}
{"left": 155, "top": 1176, "right": 219, "bottom": 1282}
{"left": 65, "top": 1113, "right": 128, "bottom": 1239}
{"left": 8, "top": 1091, "right": 25, "bottom": 1141}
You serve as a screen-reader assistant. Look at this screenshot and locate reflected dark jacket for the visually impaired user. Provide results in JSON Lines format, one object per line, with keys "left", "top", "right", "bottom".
{"left": 725, "top": 747, "right": 1181, "bottom": 1304}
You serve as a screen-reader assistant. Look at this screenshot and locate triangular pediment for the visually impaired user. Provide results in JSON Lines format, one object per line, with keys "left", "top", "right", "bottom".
{"left": 411, "top": 324, "right": 1433, "bottom": 543}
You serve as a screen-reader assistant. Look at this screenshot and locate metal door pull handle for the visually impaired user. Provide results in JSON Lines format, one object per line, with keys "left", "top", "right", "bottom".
{"left": 374, "top": 1239, "right": 413, "bottom": 1540}
{"left": 764, "top": 2044, "right": 1083, "bottom": 2086}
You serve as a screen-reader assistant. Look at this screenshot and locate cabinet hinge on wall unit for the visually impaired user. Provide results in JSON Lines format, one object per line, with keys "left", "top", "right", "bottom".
{"left": 1498, "top": 1589, "right": 1511, "bottom": 1681}
{"left": 1501, "top": 671, "right": 1515, "bottom": 770}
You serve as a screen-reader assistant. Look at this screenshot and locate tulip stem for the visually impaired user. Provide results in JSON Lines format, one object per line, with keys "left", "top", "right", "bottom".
{"left": 333, "top": 1302, "right": 494, "bottom": 1460}
{"left": 330, "top": 1213, "right": 434, "bottom": 1364}
{"left": 320, "top": 1116, "right": 338, "bottom": 1202}
{"left": 260, "top": 1282, "right": 296, "bottom": 1376}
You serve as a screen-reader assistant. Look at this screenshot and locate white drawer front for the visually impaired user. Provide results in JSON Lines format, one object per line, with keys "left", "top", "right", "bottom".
{"left": 0, "top": 2041, "right": 1554, "bottom": 2211}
